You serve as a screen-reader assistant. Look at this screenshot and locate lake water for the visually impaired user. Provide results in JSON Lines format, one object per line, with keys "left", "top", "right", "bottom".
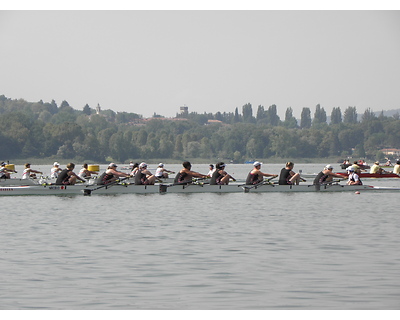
{"left": 1, "top": 163, "right": 400, "bottom": 310}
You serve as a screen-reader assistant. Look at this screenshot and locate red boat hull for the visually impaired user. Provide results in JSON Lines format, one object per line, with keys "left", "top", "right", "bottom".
{"left": 337, "top": 172, "right": 400, "bottom": 178}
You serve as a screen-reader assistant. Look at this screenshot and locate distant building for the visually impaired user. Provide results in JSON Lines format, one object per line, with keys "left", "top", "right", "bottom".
{"left": 180, "top": 105, "right": 188, "bottom": 115}
{"left": 380, "top": 148, "right": 400, "bottom": 157}
{"left": 96, "top": 103, "right": 101, "bottom": 115}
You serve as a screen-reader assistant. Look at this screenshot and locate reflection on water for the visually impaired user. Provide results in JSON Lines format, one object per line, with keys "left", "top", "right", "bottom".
{"left": 1, "top": 164, "right": 400, "bottom": 309}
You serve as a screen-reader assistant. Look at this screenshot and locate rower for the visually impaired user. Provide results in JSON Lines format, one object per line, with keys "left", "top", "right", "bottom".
{"left": 245, "top": 161, "right": 278, "bottom": 185}
{"left": 394, "top": 160, "right": 400, "bottom": 175}
{"left": 313, "top": 164, "right": 343, "bottom": 185}
{"left": 21, "top": 163, "right": 43, "bottom": 179}
{"left": 55, "top": 163, "right": 86, "bottom": 185}
{"left": 78, "top": 163, "right": 98, "bottom": 180}
{"left": 210, "top": 162, "right": 236, "bottom": 185}
{"left": 154, "top": 163, "right": 175, "bottom": 179}
{"left": 96, "top": 163, "right": 130, "bottom": 185}
{"left": 50, "top": 162, "right": 62, "bottom": 179}
{"left": 370, "top": 161, "right": 384, "bottom": 174}
{"left": 278, "top": 161, "right": 301, "bottom": 185}
{"left": 134, "top": 162, "right": 157, "bottom": 185}
{"left": 174, "top": 161, "right": 207, "bottom": 184}
{"left": 207, "top": 164, "right": 215, "bottom": 178}
{"left": 0, "top": 162, "right": 17, "bottom": 179}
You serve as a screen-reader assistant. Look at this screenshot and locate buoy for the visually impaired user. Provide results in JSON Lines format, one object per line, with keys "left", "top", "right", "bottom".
{"left": 5, "top": 164, "right": 15, "bottom": 171}
{"left": 88, "top": 165, "right": 100, "bottom": 172}
{"left": 355, "top": 191, "right": 360, "bottom": 194}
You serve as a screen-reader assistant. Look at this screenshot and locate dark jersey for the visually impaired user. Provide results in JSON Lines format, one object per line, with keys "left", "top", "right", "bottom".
{"left": 96, "top": 171, "right": 114, "bottom": 185}
{"left": 210, "top": 170, "right": 223, "bottom": 185}
{"left": 134, "top": 170, "right": 147, "bottom": 185}
{"left": 246, "top": 171, "right": 262, "bottom": 185}
{"left": 279, "top": 168, "right": 292, "bottom": 185}
{"left": 174, "top": 171, "right": 190, "bottom": 183}
{"left": 313, "top": 171, "right": 328, "bottom": 185}
{"left": 55, "top": 169, "right": 71, "bottom": 185}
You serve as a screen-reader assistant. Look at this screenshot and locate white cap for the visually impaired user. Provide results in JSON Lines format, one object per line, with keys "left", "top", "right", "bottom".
{"left": 347, "top": 167, "right": 355, "bottom": 172}
{"left": 139, "top": 162, "right": 147, "bottom": 168}
{"left": 109, "top": 163, "right": 117, "bottom": 167}
{"left": 158, "top": 163, "right": 164, "bottom": 167}
{"left": 325, "top": 164, "right": 333, "bottom": 170}
{"left": 253, "top": 161, "right": 262, "bottom": 167}
{"left": 53, "top": 162, "right": 60, "bottom": 166}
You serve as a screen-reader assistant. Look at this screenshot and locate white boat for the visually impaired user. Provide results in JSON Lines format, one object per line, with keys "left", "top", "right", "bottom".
{"left": 0, "top": 178, "right": 39, "bottom": 186}
{"left": 1, "top": 182, "right": 399, "bottom": 196}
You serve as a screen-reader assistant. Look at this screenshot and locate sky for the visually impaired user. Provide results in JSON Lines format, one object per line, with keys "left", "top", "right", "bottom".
{"left": 1, "top": 3, "right": 400, "bottom": 119}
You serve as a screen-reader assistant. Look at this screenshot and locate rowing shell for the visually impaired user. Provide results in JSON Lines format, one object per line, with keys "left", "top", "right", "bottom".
{"left": 336, "top": 172, "right": 400, "bottom": 178}
{"left": 1, "top": 183, "right": 400, "bottom": 196}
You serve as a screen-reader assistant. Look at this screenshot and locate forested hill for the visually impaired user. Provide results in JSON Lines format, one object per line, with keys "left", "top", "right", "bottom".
{"left": 1, "top": 94, "right": 399, "bottom": 163}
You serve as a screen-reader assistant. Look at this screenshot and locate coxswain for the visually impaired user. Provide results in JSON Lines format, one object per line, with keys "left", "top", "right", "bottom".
{"left": 154, "top": 163, "right": 175, "bottom": 179}
{"left": 278, "top": 161, "right": 301, "bottom": 185}
{"left": 346, "top": 167, "right": 362, "bottom": 185}
{"left": 134, "top": 162, "right": 157, "bottom": 185}
{"left": 96, "top": 163, "right": 130, "bottom": 185}
{"left": 55, "top": 163, "right": 86, "bottom": 185}
{"left": 313, "top": 164, "right": 343, "bottom": 185}
{"left": 210, "top": 162, "right": 236, "bottom": 185}
{"left": 21, "top": 163, "right": 43, "bottom": 179}
{"left": 174, "top": 161, "right": 207, "bottom": 184}
{"left": 245, "top": 161, "right": 278, "bottom": 185}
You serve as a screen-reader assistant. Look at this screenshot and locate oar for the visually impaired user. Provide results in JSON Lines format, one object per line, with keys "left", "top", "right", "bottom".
{"left": 242, "top": 177, "right": 276, "bottom": 193}
{"left": 83, "top": 176, "right": 130, "bottom": 196}
{"left": 159, "top": 177, "right": 208, "bottom": 193}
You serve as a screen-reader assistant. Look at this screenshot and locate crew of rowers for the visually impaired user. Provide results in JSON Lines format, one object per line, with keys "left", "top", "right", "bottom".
{"left": 3, "top": 159, "right": 400, "bottom": 187}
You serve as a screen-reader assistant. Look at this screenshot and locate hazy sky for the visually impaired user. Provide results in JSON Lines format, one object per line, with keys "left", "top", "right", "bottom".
{"left": 1, "top": 9, "right": 399, "bottom": 119}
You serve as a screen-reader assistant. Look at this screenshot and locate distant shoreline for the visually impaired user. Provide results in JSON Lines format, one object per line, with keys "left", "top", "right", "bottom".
{"left": 5, "top": 156, "right": 364, "bottom": 166}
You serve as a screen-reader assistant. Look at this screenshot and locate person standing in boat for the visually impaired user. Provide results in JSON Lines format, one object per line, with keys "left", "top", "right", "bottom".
{"left": 174, "top": 161, "right": 207, "bottom": 184}
{"left": 346, "top": 167, "right": 362, "bottom": 185}
{"left": 154, "top": 163, "right": 175, "bottom": 179}
{"left": 278, "top": 161, "right": 301, "bottom": 185}
{"left": 78, "top": 163, "right": 98, "bottom": 180}
{"left": 134, "top": 162, "right": 157, "bottom": 185}
{"left": 97, "top": 163, "right": 130, "bottom": 185}
{"left": 210, "top": 162, "right": 236, "bottom": 185}
{"left": 21, "top": 163, "right": 43, "bottom": 179}
{"left": 50, "top": 162, "right": 62, "bottom": 179}
{"left": 313, "top": 164, "right": 344, "bottom": 185}
{"left": 245, "top": 161, "right": 278, "bottom": 185}
{"left": 56, "top": 163, "right": 86, "bottom": 185}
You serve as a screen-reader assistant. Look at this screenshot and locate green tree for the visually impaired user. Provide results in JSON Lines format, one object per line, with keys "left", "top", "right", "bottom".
{"left": 343, "top": 106, "right": 358, "bottom": 124}
{"left": 83, "top": 104, "right": 91, "bottom": 116}
{"left": 300, "top": 107, "right": 311, "bottom": 129}
{"left": 330, "top": 107, "right": 342, "bottom": 124}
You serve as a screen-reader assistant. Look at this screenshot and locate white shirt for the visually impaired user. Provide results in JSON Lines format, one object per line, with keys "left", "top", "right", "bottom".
{"left": 22, "top": 168, "right": 30, "bottom": 179}
{"left": 155, "top": 167, "right": 164, "bottom": 177}
{"left": 394, "top": 164, "right": 400, "bottom": 175}
{"left": 51, "top": 167, "right": 60, "bottom": 179}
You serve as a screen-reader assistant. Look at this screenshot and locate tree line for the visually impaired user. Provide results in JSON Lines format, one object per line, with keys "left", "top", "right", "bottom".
{"left": 1, "top": 94, "right": 399, "bottom": 163}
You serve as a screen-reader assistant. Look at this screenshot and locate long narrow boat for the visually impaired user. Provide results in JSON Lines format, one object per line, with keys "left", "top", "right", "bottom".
{"left": 336, "top": 172, "right": 400, "bottom": 178}
{"left": 1, "top": 182, "right": 400, "bottom": 196}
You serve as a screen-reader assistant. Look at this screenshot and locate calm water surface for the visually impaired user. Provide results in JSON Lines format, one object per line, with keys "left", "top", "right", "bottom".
{"left": 1, "top": 163, "right": 399, "bottom": 309}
